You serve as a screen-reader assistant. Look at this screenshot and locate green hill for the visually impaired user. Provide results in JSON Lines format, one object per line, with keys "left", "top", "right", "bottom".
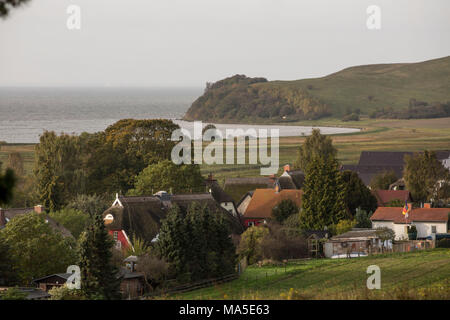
{"left": 184, "top": 56, "right": 450, "bottom": 122}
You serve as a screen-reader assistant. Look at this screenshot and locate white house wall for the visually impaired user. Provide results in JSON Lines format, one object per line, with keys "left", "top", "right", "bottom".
{"left": 372, "top": 220, "right": 447, "bottom": 239}
{"left": 413, "top": 222, "right": 447, "bottom": 238}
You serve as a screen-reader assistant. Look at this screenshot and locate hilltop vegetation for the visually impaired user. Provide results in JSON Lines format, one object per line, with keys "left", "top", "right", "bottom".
{"left": 184, "top": 56, "right": 450, "bottom": 123}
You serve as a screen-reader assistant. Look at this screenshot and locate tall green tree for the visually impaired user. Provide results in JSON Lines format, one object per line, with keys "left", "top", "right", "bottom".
{"left": 49, "top": 208, "right": 91, "bottom": 239}
{"left": 294, "top": 129, "right": 337, "bottom": 171}
{"left": 0, "top": 164, "right": 15, "bottom": 205}
{"left": 404, "top": 151, "right": 449, "bottom": 203}
{"left": 0, "top": 213, "right": 76, "bottom": 284}
{"left": 0, "top": 240, "right": 18, "bottom": 286}
{"left": 300, "top": 154, "right": 348, "bottom": 230}
{"left": 77, "top": 213, "right": 120, "bottom": 299}
{"left": 156, "top": 204, "right": 188, "bottom": 277}
{"left": 341, "top": 170, "right": 378, "bottom": 216}
{"left": 272, "top": 199, "right": 299, "bottom": 223}
{"left": 128, "top": 160, "right": 204, "bottom": 195}
{"left": 157, "top": 203, "right": 236, "bottom": 281}
{"left": 34, "top": 131, "right": 83, "bottom": 211}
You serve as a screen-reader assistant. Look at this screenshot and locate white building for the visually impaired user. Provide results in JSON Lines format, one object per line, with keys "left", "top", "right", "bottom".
{"left": 370, "top": 205, "right": 449, "bottom": 240}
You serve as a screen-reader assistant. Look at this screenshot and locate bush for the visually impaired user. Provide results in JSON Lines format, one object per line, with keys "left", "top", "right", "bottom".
{"left": 136, "top": 254, "right": 169, "bottom": 290}
{"left": 260, "top": 223, "right": 308, "bottom": 261}
{"left": 334, "top": 219, "right": 356, "bottom": 235}
{"left": 272, "top": 199, "right": 299, "bottom": 223}
{"left": 237, "top": 226, "right": 269, "bottom": 265}
{"left": 48, "top": 285, "right": 87, "bottom": 300}
{"left": 342, "top": 113, "right": 360, "bottom": 121}
{"left": 0, "top": 287, "right": 27, "bottom": 300}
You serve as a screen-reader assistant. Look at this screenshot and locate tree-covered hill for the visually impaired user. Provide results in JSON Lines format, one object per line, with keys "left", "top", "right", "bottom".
{"left": 184, "top": 56, "right": 450, "bottom": 122}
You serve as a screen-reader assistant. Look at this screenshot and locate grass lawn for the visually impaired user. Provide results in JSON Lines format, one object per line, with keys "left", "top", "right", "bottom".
{"left": 166, "top": 249, "right": 450, "bottom": 300}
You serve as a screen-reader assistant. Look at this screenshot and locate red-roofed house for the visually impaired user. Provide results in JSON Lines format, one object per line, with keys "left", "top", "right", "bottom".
{"left": 372, "top": 190, "right": 412, "bottom": 206}
{"left": 242, "top": 189, "right": 303, "bottom": 227}
{"left": 370, "top": 206, "right": 449, "bottom": 239}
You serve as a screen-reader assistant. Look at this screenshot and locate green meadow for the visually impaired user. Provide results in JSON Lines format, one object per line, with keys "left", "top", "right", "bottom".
{"left": 167, "top": 249, "right": 450, "bottom": 300}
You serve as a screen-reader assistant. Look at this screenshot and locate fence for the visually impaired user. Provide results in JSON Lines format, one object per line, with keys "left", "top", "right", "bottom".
{"left": 143, "top": 273, "right": 239, "bottom": 298}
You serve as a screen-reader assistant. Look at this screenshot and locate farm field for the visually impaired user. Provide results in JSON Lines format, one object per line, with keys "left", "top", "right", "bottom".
{"left": 1, "top": 117, "right": 450, "bottom": 181}
{"left": 167, "top": 249, "right": 450, "bottom": 300}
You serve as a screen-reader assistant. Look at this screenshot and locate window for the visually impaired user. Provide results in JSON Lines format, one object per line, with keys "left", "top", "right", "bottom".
{"left": 431, "top": 226, "right": 437, "bottom": 234}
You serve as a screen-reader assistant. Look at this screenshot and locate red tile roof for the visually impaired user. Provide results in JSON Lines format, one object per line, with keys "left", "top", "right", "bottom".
{"left": 371, "top": 207, "right": 449, "bottom": 224}
{"left": 372, "top": 190, "right": 411, "bottom": 206}
{"left": 243, "top": 189, "right": 303, "bottom": 219}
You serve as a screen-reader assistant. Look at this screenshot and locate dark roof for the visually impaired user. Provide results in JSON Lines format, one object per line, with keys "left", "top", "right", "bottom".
{"left": 277, "top": 175, "right": 297, "bottom": 190}
{"left": 103, "top": 196, "right": 166, "bottom": 244}
{"left": 287, "top": 170, "right": 305, "bottom": 189}
{"left": 341, "top": 165, "right": 403, "bottom": 186}
{"left": 118, "top": 268, "right": 145, "bottom": 280}
{"left": 103, "top": 193, "right": 244, "bottom": 243}
{"left": 372, "top": 190, "right": 412, "bottom": 206}
{"left": 345, "top": 150, "right": 450, "bottom": 186}
{"left": 33, "top": 273, "right": 71, "bottom": 284}
{"left": 358, "top": 151, "right": 413, "bottom": 167}
{"left": 204, "top": 179, "right": 234, "bottom": 203}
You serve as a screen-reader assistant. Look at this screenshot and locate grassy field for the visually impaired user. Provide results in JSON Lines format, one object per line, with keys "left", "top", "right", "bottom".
{"left": 166, "top": 249, "right": 450, "bottom": 300}
{"left": 199, "top": 117, "right": 450, "bottom": 184}
{"left": 1, "top": 118, "right": 450, "bottom": 182}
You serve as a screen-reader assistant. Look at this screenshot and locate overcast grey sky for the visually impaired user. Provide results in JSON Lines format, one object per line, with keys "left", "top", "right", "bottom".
{"left": 0, "top": 0, "right": 449, "bottom": 87}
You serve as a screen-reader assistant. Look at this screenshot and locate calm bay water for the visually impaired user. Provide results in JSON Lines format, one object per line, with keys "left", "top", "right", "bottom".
{"left": 0, "top": 87, "right": 359, "bottom": 143}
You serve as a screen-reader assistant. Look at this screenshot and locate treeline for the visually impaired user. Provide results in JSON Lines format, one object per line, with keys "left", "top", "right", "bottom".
{"left": 370, "top": 99, "right": 450, "bottom": 119}
{"left": 184, "top": 75, "right": 331, "bottom": 122}
{"left": 33, "top": 119, "right": 181, "bottom": 210}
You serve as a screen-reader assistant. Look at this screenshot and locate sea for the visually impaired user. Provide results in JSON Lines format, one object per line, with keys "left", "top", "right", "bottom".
{"left": 0, "top": 87, "right": 359, "bottom": 143}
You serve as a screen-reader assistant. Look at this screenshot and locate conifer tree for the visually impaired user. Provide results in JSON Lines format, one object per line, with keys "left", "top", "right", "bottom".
{"left": 300, "top": 154, "right": 348, "bottom": 230}
{"left": 156, "top": 204, "right": 189, "bottom": 277}
{"left": 77, "top": 213, "right": 120, "bottom": 299}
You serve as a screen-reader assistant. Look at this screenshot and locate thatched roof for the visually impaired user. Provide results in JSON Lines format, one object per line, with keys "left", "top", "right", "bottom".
{"left": 103, "top": 193, "right": 244, "bottom": 243}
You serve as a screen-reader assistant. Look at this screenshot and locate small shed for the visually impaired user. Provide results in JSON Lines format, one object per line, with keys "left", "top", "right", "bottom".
{"left": 324, "top": 229, "right": 385, "bottom": 258}
{"left": 33, "top": 273, "right": 70, "bottom": 292}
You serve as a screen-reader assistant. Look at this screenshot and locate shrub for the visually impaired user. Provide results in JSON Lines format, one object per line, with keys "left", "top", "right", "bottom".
{"left": 237, "top": 226, "right": 269, "bottom": 265}
{"left": 0, "top": 287, "right": 27, "bottom": 300}
{"left": 334, "top": 219, "right": 356, "bottom": 235}
{"left": 272, "top": 199, "right": 299, "bottom": 223}
{"left": 48, "top": 285, "right": 87, "bottom": 300}
{"left": 136, "top": 254, "right": 169, "bottom": 290}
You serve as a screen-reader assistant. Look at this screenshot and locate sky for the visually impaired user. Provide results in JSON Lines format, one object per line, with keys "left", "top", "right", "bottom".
{"left": 0, "top": 0, "right": 449, "bottom": 87}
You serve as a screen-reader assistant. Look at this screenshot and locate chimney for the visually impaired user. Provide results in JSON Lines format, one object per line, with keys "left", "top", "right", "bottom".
{"left": 34, "top": 205, "right": 45, "bottom": 214}
{"left": 283, "top": 164, "right": 291, "bottom": 172}
{"left": 423, "top": 203, "right": 431, "bottom": 209}
{"left": 0, "top": 208, "right": 6, "bottom": 227}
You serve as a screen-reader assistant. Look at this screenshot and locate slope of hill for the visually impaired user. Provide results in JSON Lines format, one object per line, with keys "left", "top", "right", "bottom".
{"left": 184, "top": 56, "right": 450, "bottom": 122}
